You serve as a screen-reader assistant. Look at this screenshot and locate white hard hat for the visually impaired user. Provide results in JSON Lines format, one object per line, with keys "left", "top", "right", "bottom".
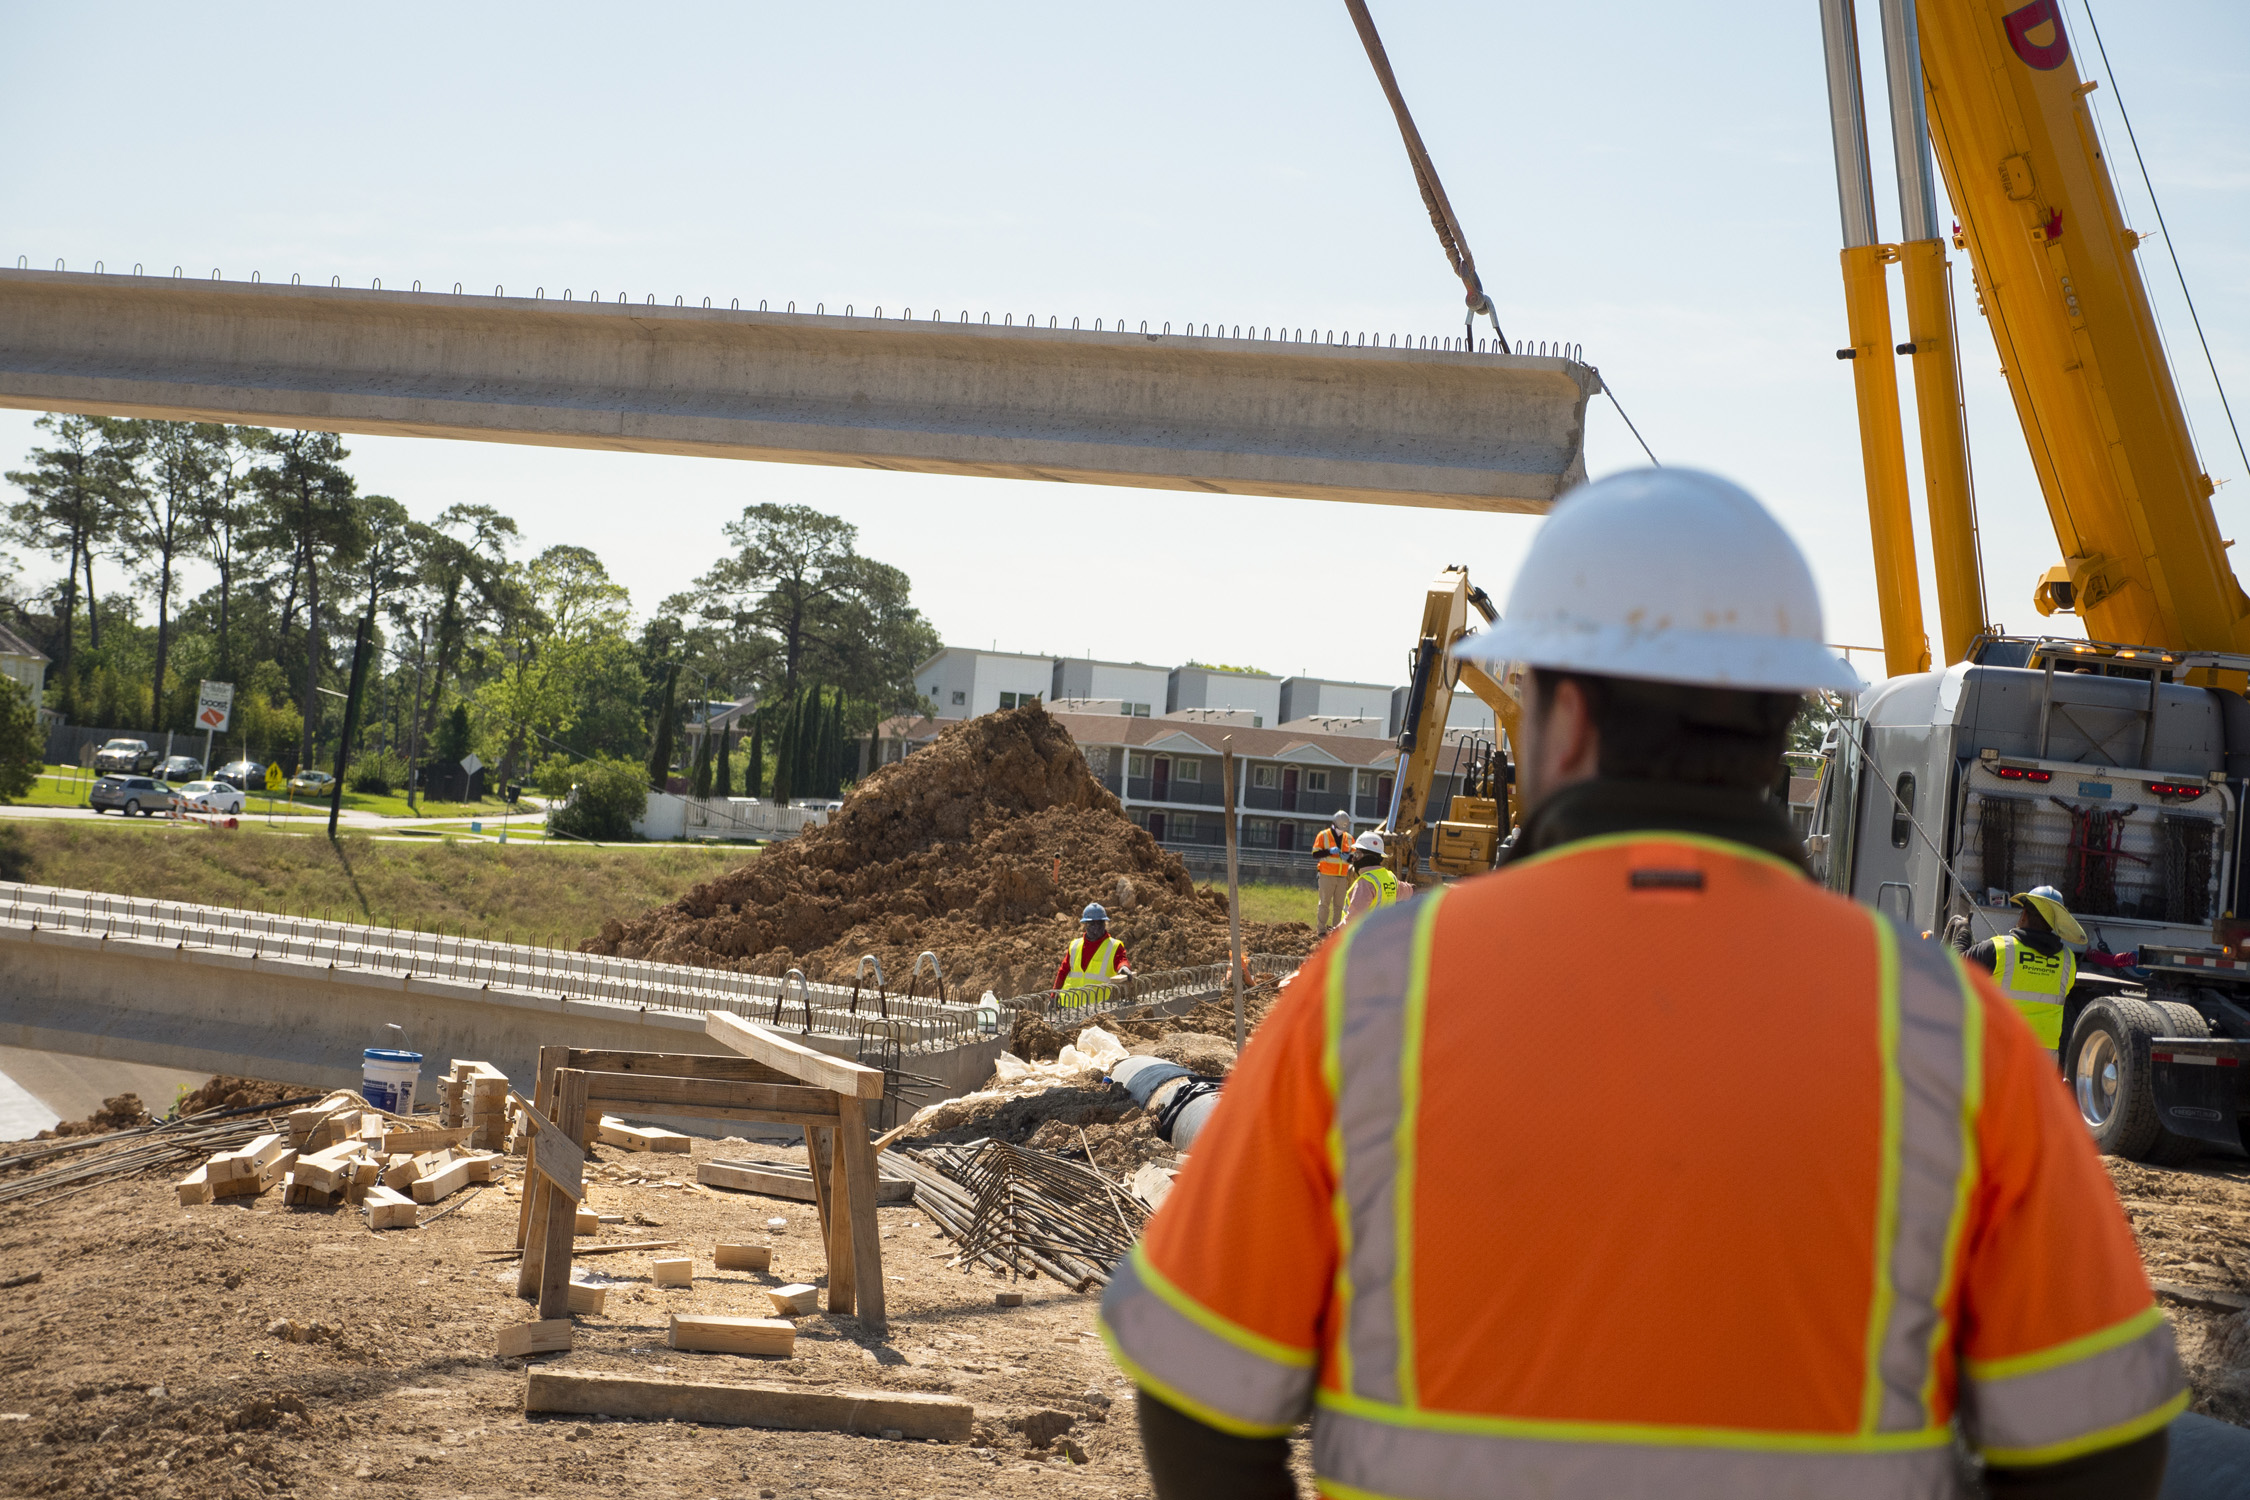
{"left": 1452, "top": 468, "right": 1860, "bottom": 694}
{"left": 1353, "top": 830, "right": 1385, "bottom": 855}
{"left": 1331, "top": 809, "right": 1351, "bottom": 826}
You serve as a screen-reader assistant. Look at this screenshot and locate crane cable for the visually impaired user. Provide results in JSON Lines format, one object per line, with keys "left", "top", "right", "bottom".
{"left": 1342, "top": 0, "right": 1660, "bottom": 466}
{"left": 1341, "top": 0, "right": 1507, "bottom": 353}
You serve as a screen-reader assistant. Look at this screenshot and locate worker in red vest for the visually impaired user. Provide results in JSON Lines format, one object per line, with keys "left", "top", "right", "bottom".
{"left": 1100, "top": 469, "right": 2180, "bottom": 1499}
{"left": 1310, "top": 810, "right": 1354, "bottom": 934}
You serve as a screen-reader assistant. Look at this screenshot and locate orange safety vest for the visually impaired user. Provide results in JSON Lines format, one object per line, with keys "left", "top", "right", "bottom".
{"left": 1313, "top": 825, "right": 1353, "bottom": 877}
{"left": 1101, "top": 832, "right": 2182, "bottom": 1495}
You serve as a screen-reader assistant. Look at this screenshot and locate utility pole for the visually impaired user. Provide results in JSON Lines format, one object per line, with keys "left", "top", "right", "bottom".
{"left": 1221, "top": 737, "right": 1245, "bottom": 1052}
{"left": 328, "top": 608, "right": 375, "bottom": 841}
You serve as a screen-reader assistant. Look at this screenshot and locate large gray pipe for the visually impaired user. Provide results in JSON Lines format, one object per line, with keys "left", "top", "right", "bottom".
{"left": 1112, "top": 1055, "right": 1222, "bottom": 1152}
{"left": 2164, "top": 1412, "right": 2250, "bottom": 1498}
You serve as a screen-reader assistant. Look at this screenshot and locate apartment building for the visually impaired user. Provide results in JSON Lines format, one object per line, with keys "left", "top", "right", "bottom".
{"left": 1165, "top": 664, "right": 1282, "bottom": 727}
{"left": 914, "top": 648, "right": 1056, "bottom": 718}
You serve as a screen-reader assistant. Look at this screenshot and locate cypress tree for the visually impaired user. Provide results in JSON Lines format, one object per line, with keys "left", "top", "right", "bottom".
{"left": 646, "top": 662, "right": 678, "bottom": 791}
{"left": 823, "top": 691, "right": 846, "bottom": 797}
{"left": 714, "top": 725, "right": 733, "bottom": 799}
{"left": 745, "top": 714, "right": 764, "bottom": 799}
{"left": 691, "top": 725, "right": 713, "bottom": 799}
{"left": 771, "top": 691, "right": 798, "bottom": 804}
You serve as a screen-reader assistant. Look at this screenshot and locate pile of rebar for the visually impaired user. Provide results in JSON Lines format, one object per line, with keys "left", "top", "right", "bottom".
{"left": 0, "top": 1097, "right": 320, "bottom": 1209}
{"left": 885, "top": 1139, "right": 1145, "bottom": 1291}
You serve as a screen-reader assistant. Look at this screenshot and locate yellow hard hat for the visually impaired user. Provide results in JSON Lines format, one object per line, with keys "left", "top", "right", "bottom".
{"left": 2011, "top": 886, "right": 2087, "bottom": 946}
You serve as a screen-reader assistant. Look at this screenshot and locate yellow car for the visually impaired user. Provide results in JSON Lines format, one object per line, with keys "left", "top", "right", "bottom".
{"left": 286, "top": 769, "right": 337, "bottom": 798}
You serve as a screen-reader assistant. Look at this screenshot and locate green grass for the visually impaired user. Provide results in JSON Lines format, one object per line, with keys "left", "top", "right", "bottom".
{"left": 1233, "top": 882, "right": 1318, "bottom": 925}
{"left": 0, "top": 818, "right": 754, "bottom": 945}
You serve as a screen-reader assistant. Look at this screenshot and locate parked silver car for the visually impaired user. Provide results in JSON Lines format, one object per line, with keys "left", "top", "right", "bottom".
{"left": 92, "top": 738, "right": 159, "bottom": 774}
{"left": 90, "top": 774, "right": 175, "bottom": 816}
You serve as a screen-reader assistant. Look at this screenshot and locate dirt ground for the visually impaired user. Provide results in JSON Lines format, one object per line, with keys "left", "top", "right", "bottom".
{"left": 2106, "top": 1156, "right": 2250, "bottom": 1426}
{"left": 0, "top": 1132, "right": 1318, "bottom": 1500}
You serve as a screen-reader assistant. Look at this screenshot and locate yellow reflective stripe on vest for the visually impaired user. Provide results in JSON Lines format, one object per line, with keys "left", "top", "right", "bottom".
{"left": 1963, "top": 1305, "right": 2187, "bottom": 1465}
{"left": 1353, "top": 868, "right": 1400, "bottom": 909}
{"left": 1097, "top": 1242, "right": 1315, "bottom": 1438}
{"left": 1993, "top": 933, "right": 2073, "bottom": 999}
{"left": 1060, "top": 935, "right": 1121, "bottom": 1005}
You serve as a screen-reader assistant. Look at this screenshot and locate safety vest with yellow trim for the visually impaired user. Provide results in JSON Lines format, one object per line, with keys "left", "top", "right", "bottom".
{"left": 1350, "top": 866, "right": 1399, "bottom": 912}
{"left": 1992, "top": 932, "right": 2077, "bottom": 1051}
{"left": 1314, "top": 826, "right": 1353, "bottom": 878}
{"left": 1059, "top": 934, "right": 1123, "bottom": 1007}
{"left": 1099, "top": 832, "right": 2183, "bottom": 1496}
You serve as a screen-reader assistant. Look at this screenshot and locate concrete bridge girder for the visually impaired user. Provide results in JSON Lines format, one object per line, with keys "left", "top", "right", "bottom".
{"left": 0, "top": 270, "right": 1598, "bottom": 512}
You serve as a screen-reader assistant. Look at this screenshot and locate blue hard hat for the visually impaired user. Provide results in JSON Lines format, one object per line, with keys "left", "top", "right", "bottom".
{"left": 1081, "top": 903, "right": 1108, "bottom": 923}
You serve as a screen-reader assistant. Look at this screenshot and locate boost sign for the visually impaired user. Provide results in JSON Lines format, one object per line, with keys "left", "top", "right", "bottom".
{"left": 197, "top": 680, "right": 234, "bottom": 732}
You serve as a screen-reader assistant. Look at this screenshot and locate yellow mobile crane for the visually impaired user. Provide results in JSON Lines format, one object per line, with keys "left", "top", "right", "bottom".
{"left": 1809, "top": 0, "right": 2250, "bottom": 1163}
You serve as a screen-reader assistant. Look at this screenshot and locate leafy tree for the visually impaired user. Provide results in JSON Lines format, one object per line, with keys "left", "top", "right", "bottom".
{"left": 474, "top": 544, "right": 634, "bottom": 789}
{"left": 0, "top": 677, "right": 39, "bottom": 802}
{"left": 437, "top": 701, "right": 474, "bottom": 764}
{"left": 119, "top": 421, "right": 210, "bottom": 729}
{"left": 189, "top": 424, "right": 271, "bottom": 683}
{"left": 3, "top": 414, "right": 134, "bottom": 713}
{"left": 646, "top": 661, "right": 678, "bottom": 791}
{"left": 549, "top": 756, "right": 650, "bottom": 842}
{"left": 252, "top": 430, "right": 364, "bottom": 768}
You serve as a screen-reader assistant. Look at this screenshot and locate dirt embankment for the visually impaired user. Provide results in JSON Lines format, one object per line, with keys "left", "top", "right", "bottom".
{"left": 586, "top": 704, "right": 1316, "bottom": 999}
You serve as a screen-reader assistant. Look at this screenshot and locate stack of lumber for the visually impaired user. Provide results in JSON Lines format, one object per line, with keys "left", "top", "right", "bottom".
{"left": 185, "top": 1119, "right": 504, "bottom": 1221}
{"left": 0, "top": 1094, "right": 321, "bottom": 1211}
{"left": 439, "top": 1061, "right": 512, "bottom": 1151}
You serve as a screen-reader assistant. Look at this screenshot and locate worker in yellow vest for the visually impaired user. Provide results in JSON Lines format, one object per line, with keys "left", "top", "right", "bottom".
{"left": 1964, "top": 885, "right": 2083, "bottom": 1054}
{"left": 1056, "top": 902, "right": 1131, "bottom": 1007}
{"left": 1311, "top": 810, "right": 1355, "bottom": 934}
{"left": 1340, "top": 830, "right": 1400, "bottom": 926}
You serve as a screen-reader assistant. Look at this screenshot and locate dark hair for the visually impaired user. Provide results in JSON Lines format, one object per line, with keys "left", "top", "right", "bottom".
{"left": 1531, "top": 669, "right": 1801, "bottom": 792}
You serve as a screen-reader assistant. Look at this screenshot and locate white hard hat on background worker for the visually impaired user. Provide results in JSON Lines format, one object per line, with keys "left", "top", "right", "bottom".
{"left": 1104, "top": 467, "right": 2181, "bottom": 1500}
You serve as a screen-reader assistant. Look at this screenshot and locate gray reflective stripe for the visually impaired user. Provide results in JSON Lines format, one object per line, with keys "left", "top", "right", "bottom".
{"left": 1868, "top": 928, "right": 1975, "bottom": 1432}
{"left": 1333, "top": 902, "right": 1420, "bottom": 1404}
{"left": 1963, "top": 1318, "right": 2185, "bottom": 1459}
{"left": 1312, "top": 1406, "right": 1969, "bottom": 1500}
{"left": 1098, "top": 1249, "right": 1314, "bottom": 1433}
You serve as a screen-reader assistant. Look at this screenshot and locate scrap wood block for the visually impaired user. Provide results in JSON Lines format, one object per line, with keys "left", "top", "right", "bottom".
{"left": 176, "top": 1166, "right": 210, "bottom": 1206}
{"left": 294, "top": 1141, "right": 367, "bottom": 1195}
{"left": 713, "top": 1243, "right": 772, "bottom": 1272}
{"left": 208, "top": 1133, "right": 289, "bottom": 1185}
{"left": 211, "top": 1147, "right": 295, "bottom": 1199}
{"left": 523, "top": 1369, "right": 973, "bottom": 1441}
{"left": 378, "top": 1126, "right": 470, "bottom": 1155}
{"left": 364, "top": 1186, "right": 417, "bottom": 1231}
{"left": 496, "top": 1318, "right": 573, "bottom": 1360}
{"left": 668, "top": 1314, "right": 795, "bottom": 1357}
{"left": 597, "top": 1117, "right": 693, "bottom": 1154}
{"left": 411, "top": 1155, "right": 478, "bottom": 1205}
{"left": 463, "top": 1152, "right": 502, "bottom": 1184}
{"left": 575, "top": 1209, "right": 599, "bottom": 1235}
{"left": 567, "top": 1282, "right": 607, "bottom": 1315}
{"left": 379, "top": 1155, "right": 423, "bottom": 1191}
{"left": 652, "top": 1257, "right": 694, "bottom": 1288}
{"left": 766, "top": 1284, "right": 819, "bottom": 1318}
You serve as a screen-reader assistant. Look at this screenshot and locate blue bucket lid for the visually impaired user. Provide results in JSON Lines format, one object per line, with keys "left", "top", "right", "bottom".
{"left": 364, "top": 1048, "right": 422, "bottom": 1064}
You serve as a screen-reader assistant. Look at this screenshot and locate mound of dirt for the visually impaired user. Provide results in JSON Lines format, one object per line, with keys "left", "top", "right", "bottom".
{"left": 586, "top": 703, "right": 1317, "bottom": 999}
{"left": 174, "top": 1076, "right": 310, "bottom": 1118}
{"left": 34, "top": 1093, "right": 147, "bottom": 1140}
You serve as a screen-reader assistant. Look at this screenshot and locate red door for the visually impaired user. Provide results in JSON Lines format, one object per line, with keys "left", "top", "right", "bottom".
{"left": 1281, "top": 767, "right": 1299, "bottom": 811}
{"left": 1147, "top": 811, "right": 1167, "bottom": 842}
{"left": 1277, "top": 822, "right": 1297, "bottom": 852}
{"left": 1152, "top": 757, "right": 1171, "bottom": 800}
{"left": 1375, "top": 774, "right": 1395, "bottom": 813}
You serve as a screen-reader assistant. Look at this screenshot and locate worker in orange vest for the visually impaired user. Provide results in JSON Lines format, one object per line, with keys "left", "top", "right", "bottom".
{"left": 1310, "top": 810, "right": 1354, "bottom": 934}
{"left": 1100, "top": 469, "right": 2181, "bottom": 1499}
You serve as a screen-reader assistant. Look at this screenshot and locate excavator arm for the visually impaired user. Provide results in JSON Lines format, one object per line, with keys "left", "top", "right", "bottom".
{"left": 1382, "top": 566, "right": 1521, "bottom": 882}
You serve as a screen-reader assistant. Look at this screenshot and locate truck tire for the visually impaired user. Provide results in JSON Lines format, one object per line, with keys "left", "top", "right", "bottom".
{"left": 2067, "top": 995, "right": 2174, "bottom": 1160}
{"left": 2145, "top": 1000, "right": 2213, "bottom": 1165}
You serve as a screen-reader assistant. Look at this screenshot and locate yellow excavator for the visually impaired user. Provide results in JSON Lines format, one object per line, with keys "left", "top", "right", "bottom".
{"left": 1376, "top": 565, "right": 1522, "bottom": 883}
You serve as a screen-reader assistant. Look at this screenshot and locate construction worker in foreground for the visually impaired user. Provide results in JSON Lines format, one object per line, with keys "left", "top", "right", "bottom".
{"left": 1057, "top": 902, "right": 1130, "bottom": 1007}
{"left": 1310, "top": 810, "right": 1355, "bottom": 934}
{"left": 1100, "top": 469, "right": 2181, "bottom": 1499}
{"left": 1964, "top": 885, "right": 2084, "bottom": 1055}
{"left": 1338, "top": 830, "right": 1399, "bottom": 926}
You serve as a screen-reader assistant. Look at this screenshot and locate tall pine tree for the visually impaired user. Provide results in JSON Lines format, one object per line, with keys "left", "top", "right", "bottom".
{"left": 646, "top": 662, "right": 678, "bottom": 791}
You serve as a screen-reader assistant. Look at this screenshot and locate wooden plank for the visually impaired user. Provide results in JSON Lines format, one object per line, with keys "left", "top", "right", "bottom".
{"left": 713, "top": 1243, "right": 773, "bottom": 1272}
{"left": 669, "top": 1314, "right": 795, "bottom": 1357}
{"left": 364, "top": 1186, "right": 417, "bottom": 1230}
{"left": 596, "top": 1116, "right": 694, "bottom": 1153}
{"left": 517, "top": 1098, "right": 586, "bottom": 1201}
{"left": 294, "top": 1140, "right": 367, "bottom": 1194}
{"left": 767, "top": 1284, "right": 820, "bottom": 1317}
{"left": 535, "top": 1069, "right": 591, "bottom": 1321}
{"left": 374, "top": 1126, "right": 470, "bottom": 1155}
{"left": 584, "top": 1103, "right": 840, "bottom": 1131}
{"left": 560, "top": 1049, "right": 798, "bottom": 1087}
{"left": 2151, "top": 1279, "right": 2250, "bottom": 1315}
{"left": 566, "top": 1282, "right": 607, "bottom": 1315}
{"left": 652, "top": 1257, "right": 694, "bottom": 1288}
{"left": 822, "top": 1123, "right": 853, "bottom": 1317}
{"left": 517, "top": 1044, "right": 568, "bottom": 1251}
{"left": 699, "top": 1158, "right": 912, "bottom": 1204}
{"left": 837, "top": 1095, "right": 886, "bottom": 1333}
{"left": 524, "top": 1369, "right": 974, "bottom": 1441}
{"left": 497, "top": 1319, "right": 574, "bottom": 1359}
{"left": 805, "top": 1127, "right": 834, "bottom": 1255}
{"left": 411, "top": 1155, "right": 477, "bottom": 1204}
{"left": 176, "top": 1165, "right": 209, "bottom": 1206}
{"left": 584, "top": 1070, "right": 842, "bottom": 1118}
{"left": 705, "top": 1012, "right": 884, "bottom": 1100}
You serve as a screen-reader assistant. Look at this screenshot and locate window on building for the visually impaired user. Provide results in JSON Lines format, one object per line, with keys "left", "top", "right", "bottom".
{"left": 1175, "top": 758, "right": 1202, "bottom": 783}
{"left": 1120, "top": 702, "right": 1151, "bottom": 717}
{"left": 1128, "top": 753, "right": 1149, "bottom": 778}
{"left": 1305, "top": 770, "right": 1329, "bottom": 792}
{"left": 950, "top": 690, "right": 966, "bottom": 706}
{"left": 1131, "top": 703, "right": 1151, "bottom": 717}
{"left": 1172, "top": 812, "right": 1199, "bottom": 839}
{"left": 1253, "top": 715, "right": 1264, "bottom": 728}
{"left": 1245, "top": 818, "right": 1275, "bottom": 845}
{"left": 1251, "top": 765, "right": 1277, "bottom": 789}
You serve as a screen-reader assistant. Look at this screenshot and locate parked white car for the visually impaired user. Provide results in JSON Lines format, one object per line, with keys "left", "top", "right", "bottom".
{"left": 174, "top": 779, "right": 246, "bottom": 815}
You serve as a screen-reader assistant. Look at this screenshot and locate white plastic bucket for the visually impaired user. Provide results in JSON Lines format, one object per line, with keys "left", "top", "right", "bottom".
{"left": 362, "top": 1048, "right": 421, "bottom": 1114}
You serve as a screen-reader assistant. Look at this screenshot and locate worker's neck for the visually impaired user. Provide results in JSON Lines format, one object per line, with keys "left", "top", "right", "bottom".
{"left": 1511, "top": 777, "right": 1806, "bottom": 870}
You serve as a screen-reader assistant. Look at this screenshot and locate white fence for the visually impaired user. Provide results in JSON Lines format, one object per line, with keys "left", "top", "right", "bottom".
{"left": 630, "top": 793, "right": 830, "bottom": 842}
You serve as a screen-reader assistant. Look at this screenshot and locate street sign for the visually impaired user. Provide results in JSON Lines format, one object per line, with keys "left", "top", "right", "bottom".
{"left": 264, "top": 763, "right": 285, "bottom": 792}
{"left": 460, "top": 754, "right": 483, "bottom": 776}
{"left": 196, "top": 681, "right": 234, "bottom": 732}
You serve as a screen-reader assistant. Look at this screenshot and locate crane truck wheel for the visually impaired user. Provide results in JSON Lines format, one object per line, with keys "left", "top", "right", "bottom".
{"left": 2143, "top": 999, "right": 2213, "bottom": 1165}
{"left": 2068, "top": 995, "right": 2187, "bottom": 1162}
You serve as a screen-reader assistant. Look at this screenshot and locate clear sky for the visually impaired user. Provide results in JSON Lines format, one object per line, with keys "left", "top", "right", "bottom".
{"left": 3, "top": 0, "right": 2244, "bottom": 692}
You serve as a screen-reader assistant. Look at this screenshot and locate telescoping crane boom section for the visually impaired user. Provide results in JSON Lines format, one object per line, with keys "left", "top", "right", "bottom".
{"left": 1823, "top": 0, "right": 2246, "bottom": 677}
